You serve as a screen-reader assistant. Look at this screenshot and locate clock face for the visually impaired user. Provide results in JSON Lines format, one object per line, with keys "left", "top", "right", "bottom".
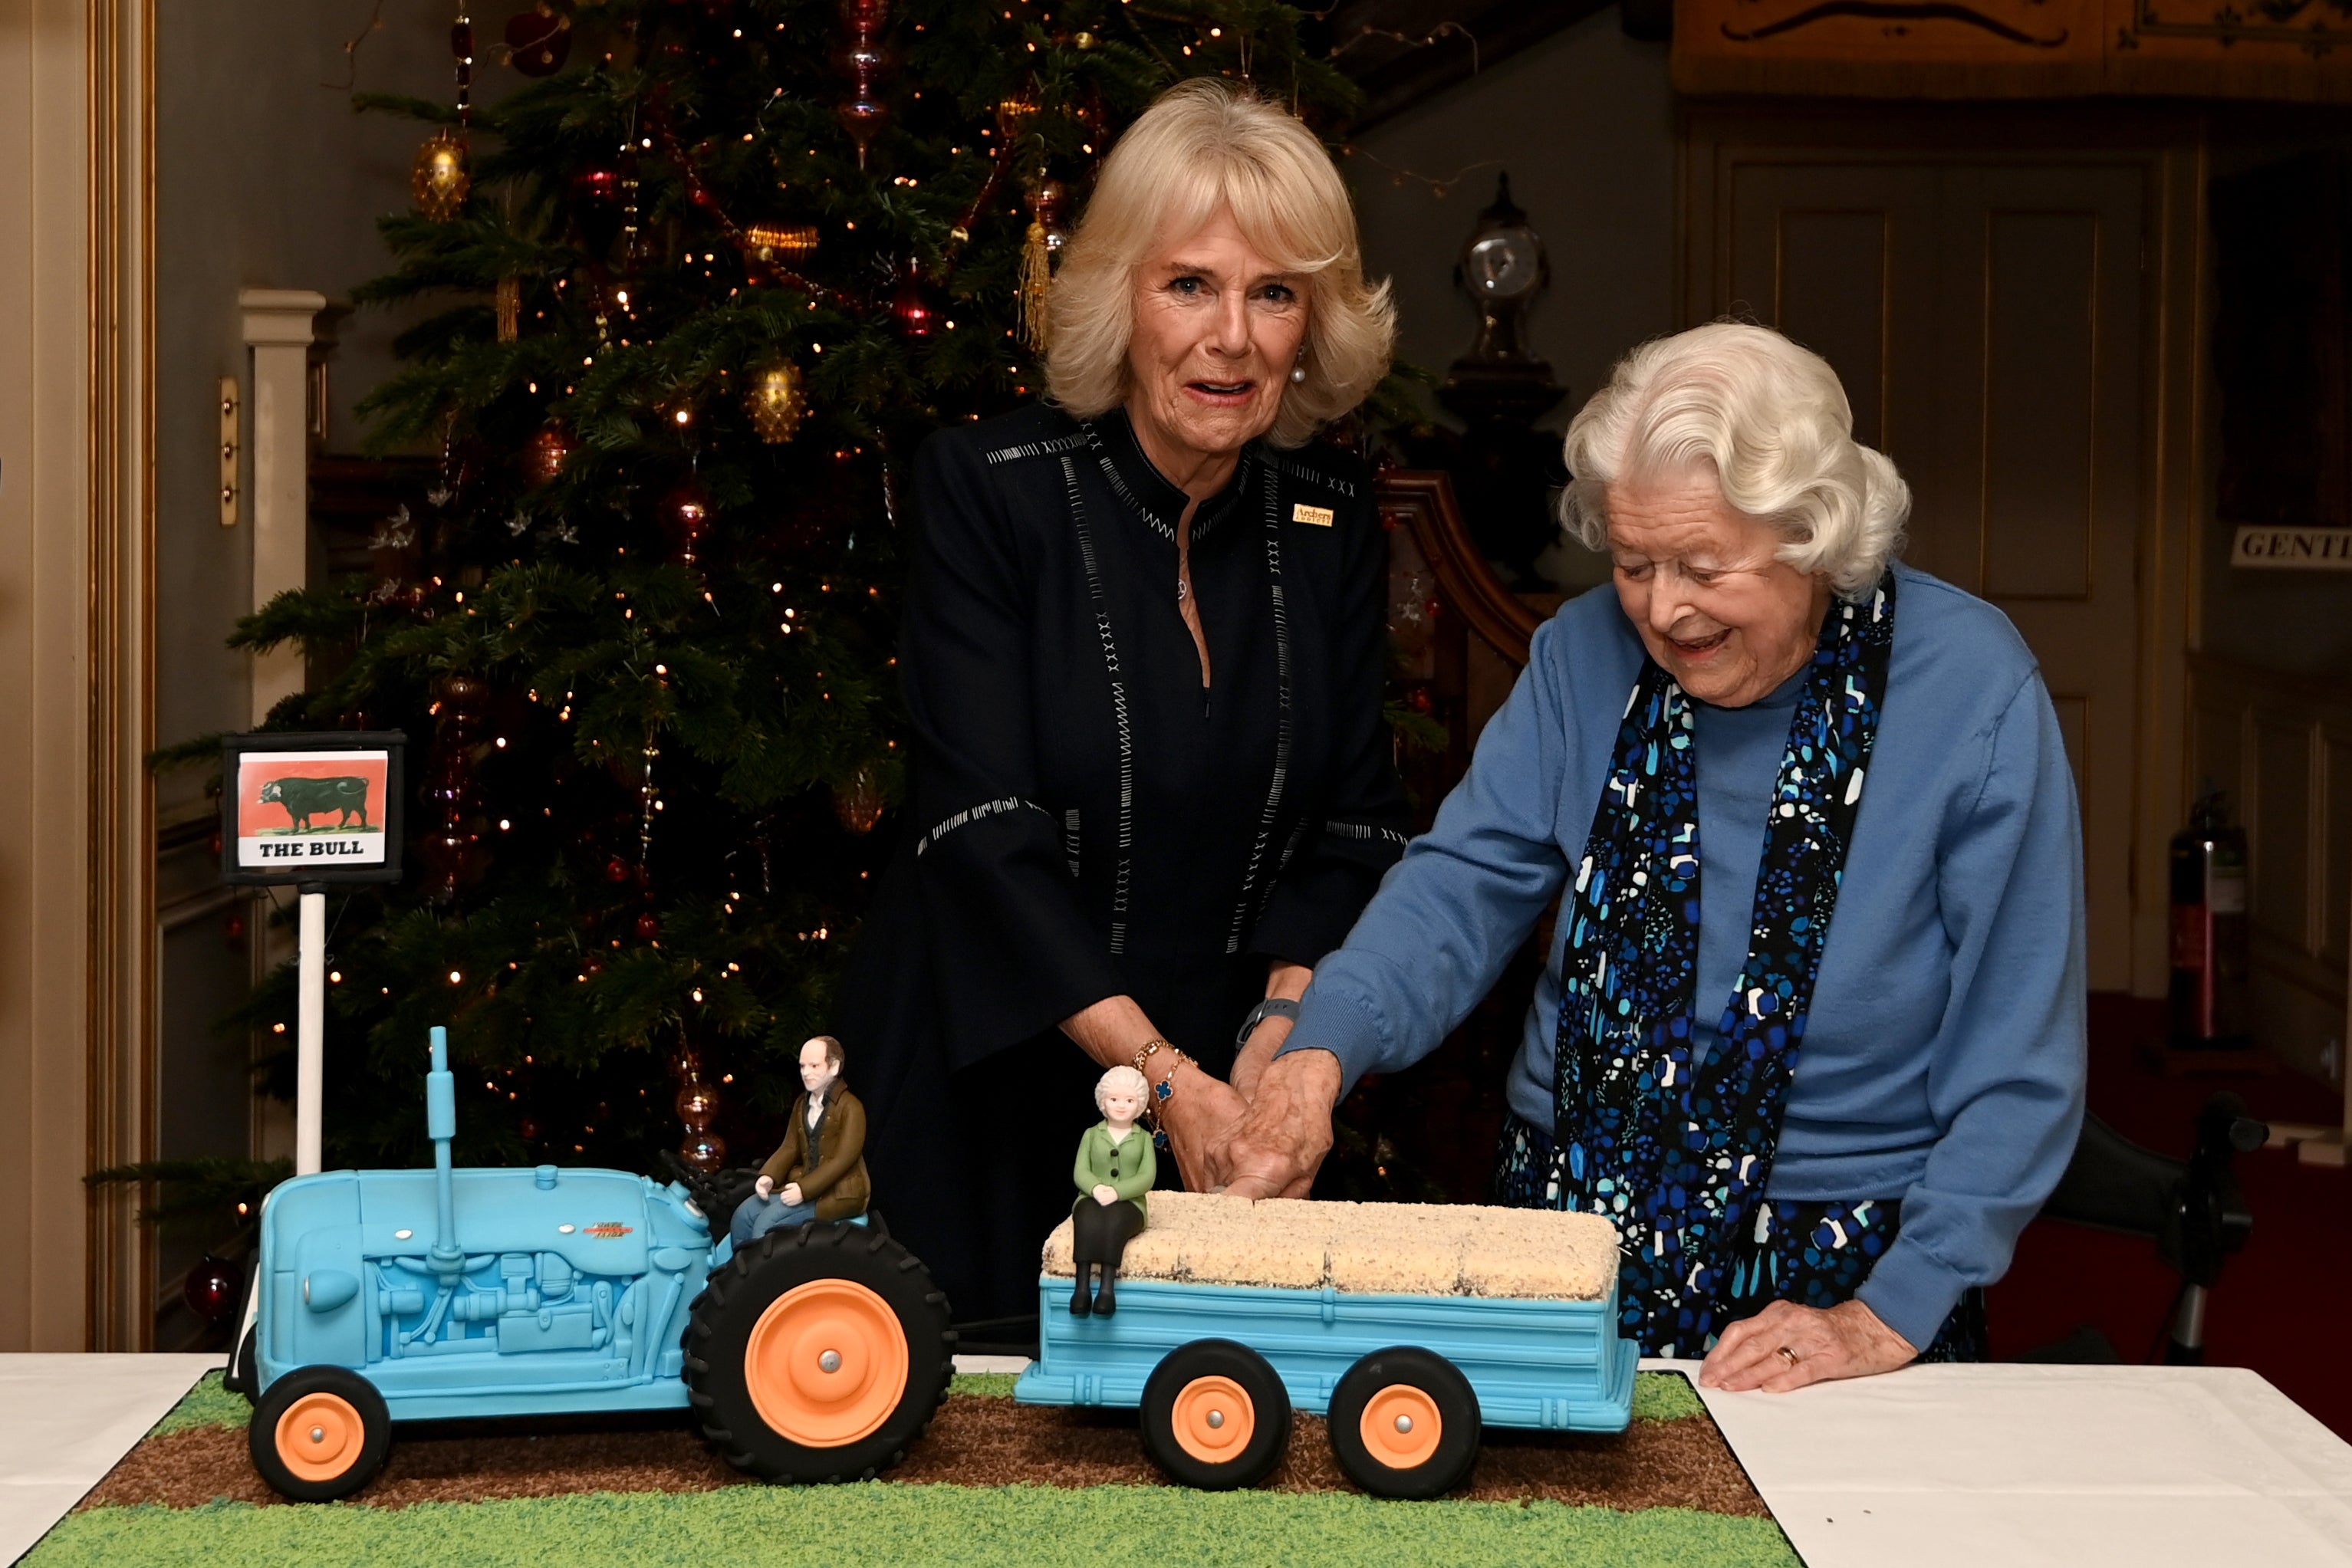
{"left": 1467, "top": 230, "right": 1541, "bottom": 300}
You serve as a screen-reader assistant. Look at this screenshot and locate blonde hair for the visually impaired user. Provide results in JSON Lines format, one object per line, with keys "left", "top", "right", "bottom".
{"left": 1094, "top": 1064, "right": 1150, "bottom": 1116}
{"left": 1045, "top": 78, "right": 1395, "bottom": 449}
{"left": 1560, "top": 322, "right": 1910, "bottom": 599}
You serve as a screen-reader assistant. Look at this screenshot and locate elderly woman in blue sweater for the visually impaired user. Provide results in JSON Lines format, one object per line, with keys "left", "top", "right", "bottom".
{"left": 1210, "top": 322, "right": 2087, "bottom": 1392}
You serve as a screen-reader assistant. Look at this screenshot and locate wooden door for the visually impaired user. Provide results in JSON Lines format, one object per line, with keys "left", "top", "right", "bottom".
{"left": 1701, "top": 150, "right": 2150, "bottom": 990}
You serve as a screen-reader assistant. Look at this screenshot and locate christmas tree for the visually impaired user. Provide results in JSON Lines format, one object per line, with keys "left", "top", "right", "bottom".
{"left": 229, "top": 0, "right": 1372, "bottom": 1175}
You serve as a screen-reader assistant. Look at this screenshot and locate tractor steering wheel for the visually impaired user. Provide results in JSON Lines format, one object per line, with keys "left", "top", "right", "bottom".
{"left": 655, "top": 1149, "right": 762, "bottom": 1238}
{"left": 656, "top": 1149, "right": 730, "bottom": 1215}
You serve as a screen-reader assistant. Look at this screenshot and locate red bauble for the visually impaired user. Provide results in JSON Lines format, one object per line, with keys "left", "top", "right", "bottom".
{"left": 635, "top": 912, "right": 662, "bottom": 940}
{"left": 183, "top": 1254, "right": 240, "bottom": 1323}
{"left": 658, "top": 478, "right": 712, "bottom": 564}
{"left": 604, "top": 856, "right": 632, "bottom": 883}
{"left": 518, "top": 1118, "right": 540, "bottom": 1141}
{"left": 890, "top": 258, "right": 942, "bottom": 341}
{"left": 572, "top": 165, "right": 620, "bottom": 208}
{"left": 572, "top": 165, "right": 623, "bottom": 253}
{"left": 524, "top": 423, "right": 573, "bottom": 487}
{"left": 505, "top": 7, "right": 572, "bottom": 76}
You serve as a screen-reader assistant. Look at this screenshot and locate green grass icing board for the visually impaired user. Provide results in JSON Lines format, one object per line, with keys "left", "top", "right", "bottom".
{"left": 48, "top": 1368, "right": 1786, "bottom": 1568}
{"left": 34, "top": 1487, "right": 1798, "bottom": 1568}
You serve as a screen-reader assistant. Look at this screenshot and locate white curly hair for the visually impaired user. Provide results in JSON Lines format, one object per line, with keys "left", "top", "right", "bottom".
{"left": 1559, "top": 322, "right": 1910, "bottom": 599}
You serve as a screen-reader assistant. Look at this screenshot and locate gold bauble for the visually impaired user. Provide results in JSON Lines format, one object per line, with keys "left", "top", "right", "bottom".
{"left": 412, "top": 130, "right": 470, "bottom": 222}
{"left": 832, "top": 766, "right": 885, "bottom": 834}
{"left": 744, "top": 360, "right": 807, "bottom": 445}
{"left": 743, "top": 223, "right": 818, "bottom": 263}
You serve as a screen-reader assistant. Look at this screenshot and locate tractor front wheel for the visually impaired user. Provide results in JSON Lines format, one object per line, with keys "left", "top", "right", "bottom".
{"left": 684, "top": 1214, "right": 954, "bottom": 1484}
{"left": 248, "top": 1364, "right": 392, "bottom": 1501}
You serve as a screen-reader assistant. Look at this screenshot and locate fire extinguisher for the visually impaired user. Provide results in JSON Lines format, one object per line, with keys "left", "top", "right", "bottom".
{"left": 2169, "top": 789, "right": 2251, "bottom": 1049}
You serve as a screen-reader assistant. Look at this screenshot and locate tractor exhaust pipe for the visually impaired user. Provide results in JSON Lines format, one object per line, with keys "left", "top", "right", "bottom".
{"left": 426, "top": 1026, "right": 463, "bottom": 1277}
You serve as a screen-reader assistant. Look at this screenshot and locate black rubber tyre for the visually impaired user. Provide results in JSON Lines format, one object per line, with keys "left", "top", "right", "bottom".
{"left": 229, "top": 1325, "right": 259, "bottom": 1408}
{"left": 1140, "top": 1339, "right": 1292, "bottom": 1491}
{"left": 221, "top": 1260, "right": 259, "bottom": 1406}
{"left": 247, "top": 1363, "right": 393, "bottom": 1502}
{"left": 683, "top": 1212, "right": 955, "bottom": 1484}
{"left": 1326, "top": 1346, "right": 1482, "bottom": 1500}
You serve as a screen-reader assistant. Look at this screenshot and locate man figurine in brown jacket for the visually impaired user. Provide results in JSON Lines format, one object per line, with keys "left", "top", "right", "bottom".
{"left": 729, "top": 1035, "right": 871, "bottom": 1250}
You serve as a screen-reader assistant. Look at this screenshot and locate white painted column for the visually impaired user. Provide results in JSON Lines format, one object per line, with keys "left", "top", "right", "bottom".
{"left": 237, "top": 289, "right": 324, "bottom": 726}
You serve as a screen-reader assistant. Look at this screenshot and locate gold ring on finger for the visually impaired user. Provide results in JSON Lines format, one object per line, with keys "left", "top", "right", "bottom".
{"left": 1775, "top": 1345, "right": 1801, "bottom": 1368}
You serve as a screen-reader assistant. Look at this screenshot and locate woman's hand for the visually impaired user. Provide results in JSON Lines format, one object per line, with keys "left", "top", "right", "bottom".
{"left": 1699, "top": 1299, "right": 1917, "bottom": 1392}
{"left": 1214, "top": 1048, "right": 1341, "bottom": 1198}
{"left": 1158, "top": 1064, "right": 1251, "bottom": 1193}
{"left": 1091, "top": 1183, "right": 1119, "bottom": 1206}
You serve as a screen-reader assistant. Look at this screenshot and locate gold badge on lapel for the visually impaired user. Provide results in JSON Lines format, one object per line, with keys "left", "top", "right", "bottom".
{"left": 1291, "top": 502, "right": 1334, "bottom": 528}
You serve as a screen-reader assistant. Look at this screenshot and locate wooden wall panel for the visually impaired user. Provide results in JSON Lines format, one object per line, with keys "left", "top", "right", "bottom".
{"left": 0, "top": 0, "right": 153, "bottom": 1350}
{"left": 1982, "top": 211, "right": 2099, "bottom": 602}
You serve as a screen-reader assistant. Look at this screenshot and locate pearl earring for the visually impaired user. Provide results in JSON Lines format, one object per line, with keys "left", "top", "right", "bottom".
{"left": 1289, "top": 360, "right": 1308, "bottom": 385}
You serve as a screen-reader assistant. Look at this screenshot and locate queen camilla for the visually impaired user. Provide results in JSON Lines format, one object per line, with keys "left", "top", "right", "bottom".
{"left": 838, "top": 80, "right": 1411, "bottom": 1326}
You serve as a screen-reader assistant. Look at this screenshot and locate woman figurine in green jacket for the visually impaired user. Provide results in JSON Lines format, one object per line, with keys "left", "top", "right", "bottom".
{"left": 1071, "top": 1065, "right": 1155, "bottom": 1317}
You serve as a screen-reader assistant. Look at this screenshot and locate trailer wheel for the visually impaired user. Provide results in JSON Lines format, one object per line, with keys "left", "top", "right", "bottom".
{"left": 1327, "top": 1346, "right": 1481, "bottom": 1500}
{"left": 248, "top": 1364, "right": 392, "bottom": 1501}
{"left": 684, "top": 1212, "right": 954, "bottom": 1483}
{"left": 1140, "top": 1340, "right": 1291, "bottom": 1491}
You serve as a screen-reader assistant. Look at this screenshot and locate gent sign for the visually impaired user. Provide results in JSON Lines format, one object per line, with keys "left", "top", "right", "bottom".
{"left": 2230, "top": 527, "right": 2352, "bottom": 570}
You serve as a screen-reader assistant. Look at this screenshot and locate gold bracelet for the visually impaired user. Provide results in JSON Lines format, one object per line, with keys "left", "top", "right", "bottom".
{"left": 1130, "top": 1038, "right": 1189, "bottom": 1114}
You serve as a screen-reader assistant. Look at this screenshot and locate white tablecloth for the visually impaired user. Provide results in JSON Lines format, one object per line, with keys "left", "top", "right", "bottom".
{"left": 1666, "top": 1359, "right": 2352, "bottom": 1568}
{"left": 0, "top": 1354, "right": 219, "bottom": 1565}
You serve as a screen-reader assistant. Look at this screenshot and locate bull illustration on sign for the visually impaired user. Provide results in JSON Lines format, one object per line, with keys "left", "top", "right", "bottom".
{"left": 259, "top": 775, "right": 371, "bottom": 833}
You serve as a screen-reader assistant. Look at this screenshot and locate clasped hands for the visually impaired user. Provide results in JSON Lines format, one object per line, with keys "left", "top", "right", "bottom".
{"left": 1155, "top": 1012, "right": 1342, "bottom": 1201}
{"left": 752, "top": 1175, "right": 804, "bottom": 1208}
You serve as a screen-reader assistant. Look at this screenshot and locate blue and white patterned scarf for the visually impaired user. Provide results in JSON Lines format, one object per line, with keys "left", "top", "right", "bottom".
{"left": 1551, "top": 574, "right": 1896, "bottom": 1356}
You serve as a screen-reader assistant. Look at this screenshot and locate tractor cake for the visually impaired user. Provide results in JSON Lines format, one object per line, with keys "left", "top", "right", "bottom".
{"left": 227, "top": 1027, "right": 953, "bottom": 1500}
{"left": 230, "top": 1026, "right": 1631, "bottom": 1504}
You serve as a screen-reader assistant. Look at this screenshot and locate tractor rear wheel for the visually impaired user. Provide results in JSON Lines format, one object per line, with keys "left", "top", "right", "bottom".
{"left": 248, "top": 1364, "right": 392, "bottom": 1501}
{"left": 1326, "top": 1346, "right": 1481, "bottom": 1499}
{"left": 1140, "top": 1340, "right": 1291, "bottom": 1491}
{"left": 684, "top": 1213, "right": 954, "bottom": 1483}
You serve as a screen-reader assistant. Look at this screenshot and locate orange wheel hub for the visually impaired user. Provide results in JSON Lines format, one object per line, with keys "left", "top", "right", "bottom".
{"left": 1359, "top": 1384, "right": 1442, "bottom": 1470}
{"left": 1169, "top": 1373, "right": 1256, "bottom": 1466}
{"left": 273, "top": 1391, "right": 367, "bottom": 1484}
{"left": 743, "top": 1277, "right": 910, "bottom": 1448}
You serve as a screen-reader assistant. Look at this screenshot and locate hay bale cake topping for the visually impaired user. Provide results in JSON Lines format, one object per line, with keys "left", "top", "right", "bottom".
{"left": 1041, "top": 1192, "right": 1618, "bottom": 1303}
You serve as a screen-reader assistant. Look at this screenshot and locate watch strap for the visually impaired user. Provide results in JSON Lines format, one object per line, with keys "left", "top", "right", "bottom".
{"left": 1235, "top": 995, "right": 1302, "bottom": 1049}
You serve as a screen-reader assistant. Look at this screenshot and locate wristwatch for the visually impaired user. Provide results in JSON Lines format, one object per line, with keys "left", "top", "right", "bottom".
{"left": 1235, "top": 996, "right": 1301, "bottom": 1050}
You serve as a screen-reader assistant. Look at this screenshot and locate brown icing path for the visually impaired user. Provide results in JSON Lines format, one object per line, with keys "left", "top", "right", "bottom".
{"left": 81, "top": 1396, "right": 1764, "bottom": 1517}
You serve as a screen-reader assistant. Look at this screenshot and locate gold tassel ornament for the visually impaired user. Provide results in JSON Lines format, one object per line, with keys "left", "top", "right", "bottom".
{"left": 1018, "top": 219, "right": 1053, "bottom": 356}
{"left": 495, "top": 276, "right": 521, "bottom": 342}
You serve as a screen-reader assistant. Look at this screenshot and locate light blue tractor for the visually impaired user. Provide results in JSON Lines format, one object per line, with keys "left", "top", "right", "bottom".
{"left": 225, "top": 1027, "right": 953, "bottom": 1500}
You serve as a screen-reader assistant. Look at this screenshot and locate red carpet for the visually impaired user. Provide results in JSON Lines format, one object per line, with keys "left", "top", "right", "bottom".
{"left": 1988, "top": 994, "right": 2352, "bottom": 1439}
